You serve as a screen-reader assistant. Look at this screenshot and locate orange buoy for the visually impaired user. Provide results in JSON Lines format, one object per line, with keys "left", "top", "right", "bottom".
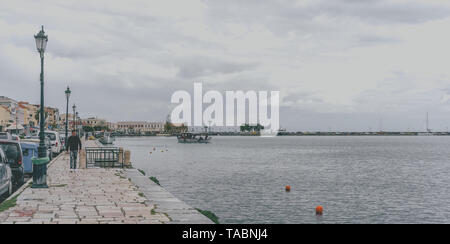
{"left": 285, "top": 185, "right": 291, "bottom": 192}
{"left": 316, "top": 206, "right": 323, "bottom": 215}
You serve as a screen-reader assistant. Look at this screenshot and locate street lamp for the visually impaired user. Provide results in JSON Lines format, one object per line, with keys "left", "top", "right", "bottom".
{"left": 65, "top": 87, "right": 71, "bottom": 149}
{"left": 32, "top": 26, "right": 49, "bottom": 189}
{"left": 72, "top": 104, "right": 76, "bottom": 130}
{"left": 76, "top": 111, "right": 79, "bottom": 134}
{"left": 15, "top": 113, "right": 18, "bottom": 135}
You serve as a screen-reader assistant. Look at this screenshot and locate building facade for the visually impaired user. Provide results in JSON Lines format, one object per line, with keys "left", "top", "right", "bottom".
{"left": 0, "top": 96, "right": 18, "bottom": 110}
{"left": 18, "top": 102, "right": 38, "bottom": 127}
{"left": 117, "top": 121, "right": 164, "bottom": 133}
{"left": 59, "top": 113, "right": 75, "bottom": 126}
{"left": 44, "top": 107, "right": 60, "bottom": 130}
{"left": 59, "top": 113, "right": 82, "bottom": 131}
{"left": 82, "top": 117, "right": 107, "bottom": 127}
{"left": 0, "top": 96, "right": 18, "bottom": 126}
{"left": 0, "top": 105, "right": 12, "bottom": 132}
{"left": 106, "top": 122, "right": 117, "bottom": 130}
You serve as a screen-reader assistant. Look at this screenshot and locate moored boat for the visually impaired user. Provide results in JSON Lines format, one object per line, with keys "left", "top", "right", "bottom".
{"left": 99, "top": 132, "right": 115, "bottom": 144}
{"left": 177, "top": 133, "right": 211, "bottom": 144}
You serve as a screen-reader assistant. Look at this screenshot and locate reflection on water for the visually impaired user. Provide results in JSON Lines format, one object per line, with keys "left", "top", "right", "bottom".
{"left": 115, "top": 136, "right": 450, "bottom": 224}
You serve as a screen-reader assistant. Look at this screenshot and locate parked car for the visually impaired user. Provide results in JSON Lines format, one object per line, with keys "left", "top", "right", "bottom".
{"left": 0, "top": 140, "right": 24, "bottom": 188}
{"left": 59, "top": 133, "right": 66, "bottom": 149}
{"left": 0, "top": 132, "right": 12, "bottom": 140}
{"left": 20, "top": 138, "right": 53, "bottom": 174}
{"left": 27, "top": 137, "right": 53, "bottom": 161}
{"left": 20, "top": 142, "right": 38, "bottom": 174}
{"left": 0, "top": 148, "right": 13, "bottom": 197}
{"left": 38, "top": 131, "right": 62, "bottom": 157}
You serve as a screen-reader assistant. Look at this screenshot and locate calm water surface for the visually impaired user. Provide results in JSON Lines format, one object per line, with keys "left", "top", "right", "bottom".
{"left": 115, "top": 136, "right": 450, "bottom": 224}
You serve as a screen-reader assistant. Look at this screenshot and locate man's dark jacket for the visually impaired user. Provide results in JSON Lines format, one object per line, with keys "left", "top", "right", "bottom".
{"left": 67, "top": 135, "right": 82, "bottom": 151}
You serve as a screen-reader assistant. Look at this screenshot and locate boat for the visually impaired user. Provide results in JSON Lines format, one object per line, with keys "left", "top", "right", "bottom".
{"left": 99, "top": 132, "right": 115, "bottom": 145}
{"left": 177, "top": 133, "right": 211, "bottom": 144}
{"left": 418, "top": 112, "right": 434, "bottom": 136}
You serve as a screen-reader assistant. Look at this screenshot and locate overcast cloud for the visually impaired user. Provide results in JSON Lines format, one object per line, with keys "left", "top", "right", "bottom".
{"left": 1, "top": 0, "right": 450, "bottom": 131}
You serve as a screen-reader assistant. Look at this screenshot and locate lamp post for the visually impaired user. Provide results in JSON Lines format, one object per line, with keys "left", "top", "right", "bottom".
{"left": 72, "top": 104, "right": 76, "bottom": 131}
{"left": 15, "top": 113, "right": 18, "bottom": 135}
{"left": 65, "top": 87, "right": 71, "bottom": 149}
{"left": 76, "top": 111, "right": 79, "bottom": 134}
{"left": 32, "top": 26, "right": 49, "bottom": 189}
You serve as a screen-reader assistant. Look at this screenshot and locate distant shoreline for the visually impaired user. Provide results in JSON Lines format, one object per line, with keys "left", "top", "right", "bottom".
{"left": 111, "top": 132, "right": 449, "bottom": 137}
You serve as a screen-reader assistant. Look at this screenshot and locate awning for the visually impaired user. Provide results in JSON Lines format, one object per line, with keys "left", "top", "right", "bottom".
{"left": 6, "top": 124, "right": 25, "bottom": 131}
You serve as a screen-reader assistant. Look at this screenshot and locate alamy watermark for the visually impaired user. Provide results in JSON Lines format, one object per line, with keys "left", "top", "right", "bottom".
{"left": 170, "top": 82, "right": 280, "bottom": 136}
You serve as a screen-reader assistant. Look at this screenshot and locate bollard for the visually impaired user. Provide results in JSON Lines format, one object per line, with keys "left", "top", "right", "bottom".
{"left": 119, "top": 147, "right": 124, "bottom": 164}
{"left": 31, "top": 157, "right": 50, "bottom": 188}
{"left": 79, "top": 149, "right": 87, "bottom": 169}
{"left": 124, "top": 150, "right": 131, "bottom": 168}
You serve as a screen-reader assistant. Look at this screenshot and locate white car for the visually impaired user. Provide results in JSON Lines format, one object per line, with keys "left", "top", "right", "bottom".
{"left": 38, "top": 131, "right": 62, "bottom": 156}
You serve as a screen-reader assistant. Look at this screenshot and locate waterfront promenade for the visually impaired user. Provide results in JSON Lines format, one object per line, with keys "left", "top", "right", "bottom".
{"left": 0, "top": 140, "right": 212, "bottom": 224}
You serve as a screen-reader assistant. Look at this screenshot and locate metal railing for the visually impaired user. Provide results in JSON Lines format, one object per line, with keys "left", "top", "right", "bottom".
{"left": 85, "top": 147, "right": 124, "bottom": 168}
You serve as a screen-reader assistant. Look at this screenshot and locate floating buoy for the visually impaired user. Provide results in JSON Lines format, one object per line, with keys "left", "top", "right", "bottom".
{"left": 316, "top": 206, "right": 323, "bottom": 215}
{"left": 285, "top": 185, "right": 291, "bottom": 192}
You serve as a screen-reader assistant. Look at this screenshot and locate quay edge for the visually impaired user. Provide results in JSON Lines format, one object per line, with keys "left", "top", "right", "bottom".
{"left": 123, "top": 169, "right": 214, "bottom": 224}
{"left": 95, "top": 139, "right": 214, "bottom": 224}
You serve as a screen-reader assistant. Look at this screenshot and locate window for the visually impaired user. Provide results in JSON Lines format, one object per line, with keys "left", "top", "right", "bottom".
{"left": 44, "top": 132, "right": 56, "bottom": 141}
{"left": 0, "top": 143, "right": 20, "bottom": 162}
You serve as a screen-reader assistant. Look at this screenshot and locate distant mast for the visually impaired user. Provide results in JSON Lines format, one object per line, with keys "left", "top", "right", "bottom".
{"left": 426, "top": 112, "right": 429, "bottom": 133}
{"left": 379, "top": 117, "right": 383, "bottom": 133}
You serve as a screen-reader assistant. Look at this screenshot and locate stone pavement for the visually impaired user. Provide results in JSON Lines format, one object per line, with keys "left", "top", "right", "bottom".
{"left": 124, "top": 169, "right": 213, "bottom": 224}
{"left": 0, "top": 152, "right": 171, "bottom": 224}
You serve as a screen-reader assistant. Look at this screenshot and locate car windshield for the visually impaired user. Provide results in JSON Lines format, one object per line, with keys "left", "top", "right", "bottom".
{"left": 45, "top": 133, "right": 56, "bottom": 141}
{"left": 0, "top": 142, "right": 21, "bottom": 162}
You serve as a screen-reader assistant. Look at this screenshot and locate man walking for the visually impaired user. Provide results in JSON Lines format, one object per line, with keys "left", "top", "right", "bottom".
{"left": 67, "top": 130, "right": 82, "bottom": 172}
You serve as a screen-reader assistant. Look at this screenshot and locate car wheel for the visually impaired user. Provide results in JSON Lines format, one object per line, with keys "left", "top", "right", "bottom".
{"left": 17, "top": 174, "right": 24, "bottom": 187}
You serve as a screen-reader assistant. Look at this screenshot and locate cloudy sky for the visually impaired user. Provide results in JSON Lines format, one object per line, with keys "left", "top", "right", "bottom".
{"left": 1, "top": 0, "right": 450, "bottom": 131}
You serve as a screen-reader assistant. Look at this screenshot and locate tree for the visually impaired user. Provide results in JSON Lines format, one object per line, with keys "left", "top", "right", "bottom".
{"left": 240, "top": 123, "right": 264, "bottom": 132}
{"left": 172, "top": 123, "right": 187, "bottom": 133}
{"left": 35, "top": 110, "right": 48, "bottom": 123}
{"left": 240, "top": 124, "right": 251, "bottom": 132}
{"left": 180, "top": 124, "right": 188, "bottom": 132}
{"left": 254, "top": 124, "right": 264, "bottom": 132}
{"left": 94, "top": 125, "right": 109, "bottom": 132}
{"left": 164, "top": 114, "right": 173, "bottom": 133}
{"left": 83, "top": 126, "right": 94, "bottom": 132}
